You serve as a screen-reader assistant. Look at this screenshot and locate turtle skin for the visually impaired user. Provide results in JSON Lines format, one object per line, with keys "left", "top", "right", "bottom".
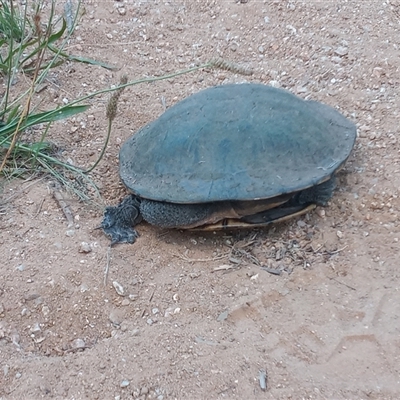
{"left": 101, "top": 177, "right": 335, "bottom": 244}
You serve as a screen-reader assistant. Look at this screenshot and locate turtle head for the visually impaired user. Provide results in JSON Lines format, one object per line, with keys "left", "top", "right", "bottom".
{"left": 101, "top": 195, "right": 143, "bottom": 245}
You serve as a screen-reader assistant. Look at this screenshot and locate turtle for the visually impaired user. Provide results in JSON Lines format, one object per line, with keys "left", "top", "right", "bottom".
{"left": 101, "top": 83, "right": 356, "bottom": 244}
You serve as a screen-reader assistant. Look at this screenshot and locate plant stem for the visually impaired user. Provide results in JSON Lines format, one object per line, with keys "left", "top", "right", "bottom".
{"left": 84, "top": 118, "right": 113, "bottom": 174}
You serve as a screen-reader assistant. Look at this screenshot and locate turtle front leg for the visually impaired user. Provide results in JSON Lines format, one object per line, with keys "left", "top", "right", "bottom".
{"left": 101, "top": 195, "right": 143, "bottom": 245}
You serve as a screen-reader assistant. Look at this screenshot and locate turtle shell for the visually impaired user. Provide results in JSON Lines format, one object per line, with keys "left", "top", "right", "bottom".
{"left": 119, "top": 83, "right": 356, "bottom": 203}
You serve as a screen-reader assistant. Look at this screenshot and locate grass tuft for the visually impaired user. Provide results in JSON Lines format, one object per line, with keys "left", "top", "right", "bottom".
{"left": 0, "top": 0, "right": 111, "bottom": 200}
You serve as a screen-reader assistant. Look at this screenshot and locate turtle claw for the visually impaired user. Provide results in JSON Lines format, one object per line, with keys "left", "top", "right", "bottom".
{"left": 101, "top": 195, "right": 142, "bottom": 245}
{"left": 110, "top": 228, "right": 139, "bottom": 246}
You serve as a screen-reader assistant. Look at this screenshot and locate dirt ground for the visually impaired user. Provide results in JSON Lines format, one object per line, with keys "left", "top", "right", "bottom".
{"left": 1, "top": 1, "right": 400, "bottom": 399}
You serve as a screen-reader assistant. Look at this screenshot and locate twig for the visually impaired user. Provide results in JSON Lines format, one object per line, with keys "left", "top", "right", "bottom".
{"left": 261, "top": 266, "right": 282, "bottom": 276}
{"left": 173, "top": 252, "right": 228, "bottom": 262}
{"left": 328, "top": 276, "right": 356, "bottom": 291}
{"left": 231, "top": 247, "right": 260, "bottom": 266}
{"left": 148, "top": 288, "right": 155, "bottom": 302}
{"left": 312, "top": 243, "right": 324, "bottom": 253}
{"left": 312, "top": 242, "right": 348, "bottom": 255}
{"left": 34, "top": 198, "right": 45, "bottom": 217}
{"left": 52, "top": 187, "right": 74, "bottom": 227}
{"left": 326, "top": 245, "right": 348, "bottom": 255}
{"left": 104, "top": 246, "right": 111, "bottom": 286}
{"left": 212, "top": 264, "right": 237, "bottom": 272}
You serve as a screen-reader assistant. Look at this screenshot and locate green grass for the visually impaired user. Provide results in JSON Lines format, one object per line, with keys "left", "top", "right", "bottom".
{"left": 0, "top": 0, "right": 114, "bottom": 200}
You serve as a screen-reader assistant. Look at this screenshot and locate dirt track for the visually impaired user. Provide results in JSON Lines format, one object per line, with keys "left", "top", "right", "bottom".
{"left": 1, "top": 1, "right": 400, "bottom": 399}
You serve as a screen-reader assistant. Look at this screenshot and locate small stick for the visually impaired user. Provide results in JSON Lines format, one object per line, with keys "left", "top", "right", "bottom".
{"left": 52, "top": 188, "right": 74, "bottom": 227}
{"left": 148, "top": 288, "right": 155, "bottom": 302}
{"left": 104, "top": 246, "right": 111, "bottom": 286}
{"left": 328, "top": 276, "right": 356, "bottom": 291}
{"left": 312, "top": 244, "right": 324, "bottom": 253}
{"left": 261, "top": 266, "right": 282, "bottom": 276}
{"left": 34, "top": 198, "right": 45, "bottom": 217}
{"left": 212, "top": 264, "right": 236, "bottom": 272}
{"left": 173, "top": 252, "right": 228, "bottom": 262}
{"left": 326, "top": 245, "right": 348, "bottom": 255}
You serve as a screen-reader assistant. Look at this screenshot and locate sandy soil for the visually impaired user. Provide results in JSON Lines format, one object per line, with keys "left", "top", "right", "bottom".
{"left": 1, "top": 1, "right": 400, "bottom": 399}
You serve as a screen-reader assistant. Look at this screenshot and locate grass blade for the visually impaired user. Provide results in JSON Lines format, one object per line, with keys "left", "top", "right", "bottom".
{"left": 0, "top": 105, "right": 90, "bottom": 138}
{"left": 48, "top": 45, "right": 116, "bottom": 70}
{"left": 47, "top": 18, "right": 67, "bottom": 44}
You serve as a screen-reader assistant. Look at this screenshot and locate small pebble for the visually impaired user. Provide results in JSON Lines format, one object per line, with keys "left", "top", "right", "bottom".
{"left": 11, "top": 331, "right": 20, "bottom": 346}
{"left": 164, "top": 307, "right": 174, "bottom": 317}
{"left": 30, "top": 323, "right": 41, "bottom": 333}
{"left": 42, "top": 305, "right": 50, "bottom": 317}
{"left": 121, "top": 299, "right": 130, "bottom": 306}
{"left": 71, "top": 338, "right": 86, "bottom": 350}
{"left": 66, "top": 229, "right": 75, "bottom": 237}
{"left": 131, "top": 328, "right": 140, "bottom": 336}
{"left": 147, "top": 318, "right": 154, "bottom": 325}
{"left": 21, "top": 308, "right": 31, "bottom": 317}
{"left": 113, "top": 281, "right": 125, "bottom": 296}
{"left": 296, "top": 86, "right": 307, "bottom": 93}
{"left": 336, "top": 230, "right": 344, "bottom": 239}
{"left": 229, "top": 43, "right": 238, "bottom": 52}
{"left": 250, "top": 273, "right": 259, "bottom": 281}
{"left": 141, "top": 387, "right": 149, "bottom": 395}
{"left": 373, "top": 67, "right": 383, "bottom": 77}
{"left": 120, "top": 379, "right": 130, "bottom": 388}
{"left": 331, "top": 56, "right": 342, "bottom": 63}
{"left": 109, "top": 309, "right": 125, "bottom": 326}
{"left": 80, "top": 284, "right": 89, "bottom": 293}
{"left": 334, "top": 46, "right": 348, "bottom": 56}
{"left": 217, "top": 311, "right": 229, "bottom": 322}
{"left": 79, "top": 242, "right": 92, "bottom": 253}
{"left": 297, "top": 220, "right": 306, "bottom": 228}
{"left": 24, "top": 293, "right": 41, "bottom": 301}
{"left": 259, "top": 369, "right": 267, "bottom": 391}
